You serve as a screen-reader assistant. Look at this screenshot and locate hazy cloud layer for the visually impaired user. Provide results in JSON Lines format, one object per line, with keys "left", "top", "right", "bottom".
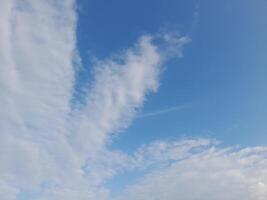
{"left": 115, "top": 141, "right": 267, "bottom": 200}
{"left": 1, "top": 1, "right": 267, "bottom": 200}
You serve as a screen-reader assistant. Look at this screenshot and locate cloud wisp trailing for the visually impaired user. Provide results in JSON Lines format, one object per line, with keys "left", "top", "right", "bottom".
{"left": 137, "top": 105, "right": 188, "bottom": 118}
{"left": 1, "top": 1, "right": 267, "bottom": 200}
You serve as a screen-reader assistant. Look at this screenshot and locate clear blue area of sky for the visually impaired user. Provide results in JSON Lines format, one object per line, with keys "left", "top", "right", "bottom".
{"left": 76, "top": 0, "right": 267, "bottom": 152}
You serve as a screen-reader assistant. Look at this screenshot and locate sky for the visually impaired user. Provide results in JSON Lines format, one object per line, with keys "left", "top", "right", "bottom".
{"left": 0, "top": 0, "right": 267, "bottom": 199}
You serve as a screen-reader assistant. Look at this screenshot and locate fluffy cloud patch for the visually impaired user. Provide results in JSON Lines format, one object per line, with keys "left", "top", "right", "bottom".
{"left": 115, "top": 141, "right": 267, "bottom": 200}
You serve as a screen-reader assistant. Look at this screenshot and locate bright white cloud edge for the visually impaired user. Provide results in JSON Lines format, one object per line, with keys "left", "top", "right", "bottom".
{"left": 0, "top": 1, "right": 267, "bottom": 200}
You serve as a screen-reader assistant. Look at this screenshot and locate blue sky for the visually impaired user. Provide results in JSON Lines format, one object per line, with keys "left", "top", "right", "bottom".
{"left": 77, "top": 0, "right": 267, "bottom": 149}
{"left": 1, "top": 0, "right": 267, "bottom": 199}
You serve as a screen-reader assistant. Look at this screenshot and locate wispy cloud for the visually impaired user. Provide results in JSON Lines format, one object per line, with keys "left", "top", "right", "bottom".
{"left": 137, "top": 105, "right": 188, "bottom": 118}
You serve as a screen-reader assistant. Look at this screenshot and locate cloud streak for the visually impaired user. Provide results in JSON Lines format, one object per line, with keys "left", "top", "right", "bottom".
{"left": 137, "top": 105, "right": 188, "bottom": 118}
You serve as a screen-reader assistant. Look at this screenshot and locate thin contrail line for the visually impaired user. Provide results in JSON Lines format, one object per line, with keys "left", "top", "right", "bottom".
{"left": 137, "top": 105, "right": 188, "bottom": 119}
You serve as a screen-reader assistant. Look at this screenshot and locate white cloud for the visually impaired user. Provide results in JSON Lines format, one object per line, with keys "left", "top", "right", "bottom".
{"left": 69, "top": 32, "right": 190, "bottom": 189}
{"left": 0, "top": 0, "right": 78, "bottom": 199}
{"left": 0, "top": 0, "right": 76, "bottom": 136}
{"left": 115, "top": 141, "right": 267, "bottom": 200}
{"left": 70, "top": 35, "right": 162, "bottom": 154}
